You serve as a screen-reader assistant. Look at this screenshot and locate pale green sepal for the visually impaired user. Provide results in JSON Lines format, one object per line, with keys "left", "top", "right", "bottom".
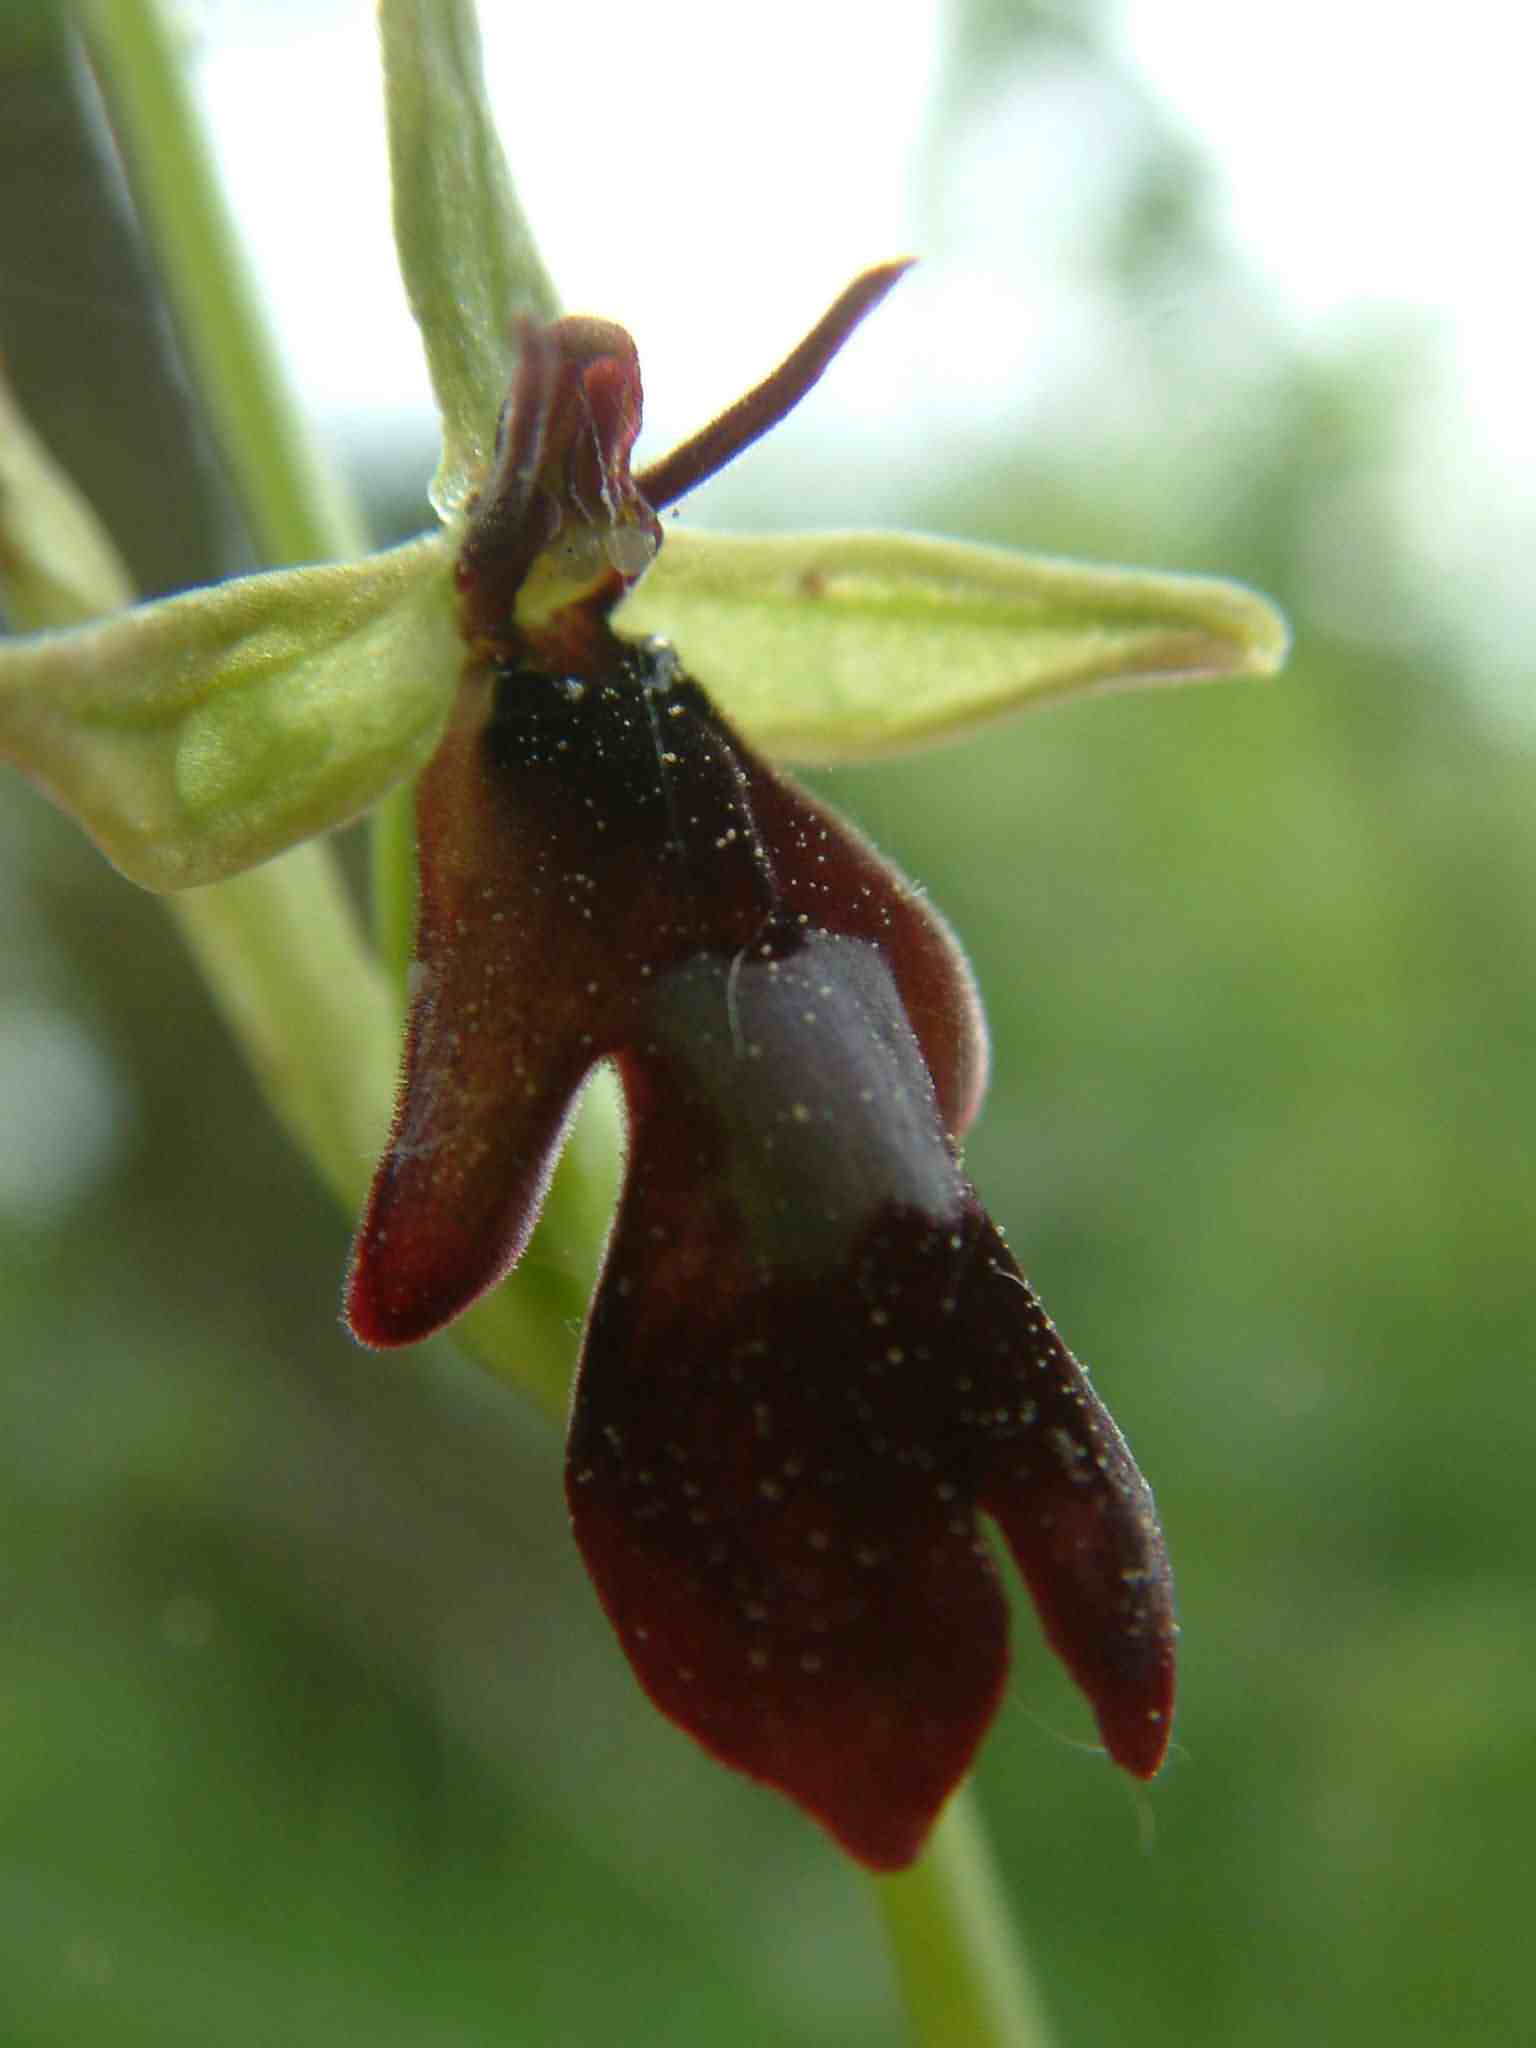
{"left": 618, "top": 529, "right": 1290, "bottom": 762}
{"left": 0, "top": 532, "right": 458, "bottom": 891}
{"left": 381, "top": 0, "right": 560, "bottom": 523}
{"left": 0, "top": 366, "right": 135, "bottom": 630}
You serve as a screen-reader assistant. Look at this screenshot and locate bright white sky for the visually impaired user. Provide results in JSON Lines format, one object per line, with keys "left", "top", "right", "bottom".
{"left": 190, "top": 0, "right": 1535, "bottom": 702}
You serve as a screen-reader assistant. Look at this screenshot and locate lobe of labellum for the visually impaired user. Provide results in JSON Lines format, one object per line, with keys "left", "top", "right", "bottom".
{"left": 344, "top": 665, "right": 594, "bottom": 1347}
{"left": 567, "top": 933, "right": 1175, "bottom": 1869}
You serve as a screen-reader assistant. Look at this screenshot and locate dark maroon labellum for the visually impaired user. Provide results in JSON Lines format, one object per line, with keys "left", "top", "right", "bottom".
{"left": 347, "top": 270, "right": 1176, "bottom": 1869}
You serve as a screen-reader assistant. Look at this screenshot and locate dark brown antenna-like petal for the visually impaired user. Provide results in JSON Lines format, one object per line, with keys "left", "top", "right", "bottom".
{"left": 634, "top": 262, "right": 913, "bottom": 512}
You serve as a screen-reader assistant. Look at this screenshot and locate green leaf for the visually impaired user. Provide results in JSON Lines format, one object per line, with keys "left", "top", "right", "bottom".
{"left": 0, "top": 365, "right": 135, "bottom": 630}
{"left": 0, "top": 534, "right": 458, "bottom": 891}
{"left": 380, "top": 0, "right": 560, "bottom": 522}
{"left": 619, "top": 528, "right": 1290, "bottom": 761}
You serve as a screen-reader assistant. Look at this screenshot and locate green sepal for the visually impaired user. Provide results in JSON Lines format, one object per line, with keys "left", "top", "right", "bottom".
{"left": 0, "top": 533, "right": 458, "bottom": 891}
{"left": 619, "top": 528, "right": 1289, "bottom": 761}
{"left": 380, "top": 0, "right": 560, "bottom": 523}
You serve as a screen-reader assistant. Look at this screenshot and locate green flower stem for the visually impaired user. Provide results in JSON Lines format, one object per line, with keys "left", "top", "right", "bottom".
{"left": 80, "top": 0, "right": 424, "bottom": 998}
{"left": 70, "top": 8, "right": 1053, "bottom": 2043}
{"left": 73, "top": 0, "right": 596, "bottom": 1372}
{"left": 873, "top": 1793, "right": 1055, "bottom": 2047}
{"left": 171, "top": 851, "right": 399, "bottom": 1210}
{"left": 78, "top": 0, "right": 366, "bottom": 569}
{"left": 74, "top": 0, "right": 400, "bottom": 1324}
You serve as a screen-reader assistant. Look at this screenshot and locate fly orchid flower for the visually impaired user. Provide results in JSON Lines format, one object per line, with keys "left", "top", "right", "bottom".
{"left": 0, "top": 0, "right": 1286, "bottom": 1871}
{"left": 344, "top": 271, "right": 1177, "bottom": 1866}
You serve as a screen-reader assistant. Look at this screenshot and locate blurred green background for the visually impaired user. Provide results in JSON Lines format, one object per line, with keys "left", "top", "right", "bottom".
{"left": 3, "top": 3, "right": 1533, "bottom": 2043}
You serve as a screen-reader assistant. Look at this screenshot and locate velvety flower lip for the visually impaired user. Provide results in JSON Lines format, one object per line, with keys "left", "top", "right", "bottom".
{"left": 346, "top": 274, "right": 1177, "bottom": 1866}
{"left": 570, "top": 931, "right": 1175, "bottom": 1869}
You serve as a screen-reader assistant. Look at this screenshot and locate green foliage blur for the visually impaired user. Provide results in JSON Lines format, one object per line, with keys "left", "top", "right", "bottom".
{"left": 3, "top": 6, "right": 1532, "bottom": 2044}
